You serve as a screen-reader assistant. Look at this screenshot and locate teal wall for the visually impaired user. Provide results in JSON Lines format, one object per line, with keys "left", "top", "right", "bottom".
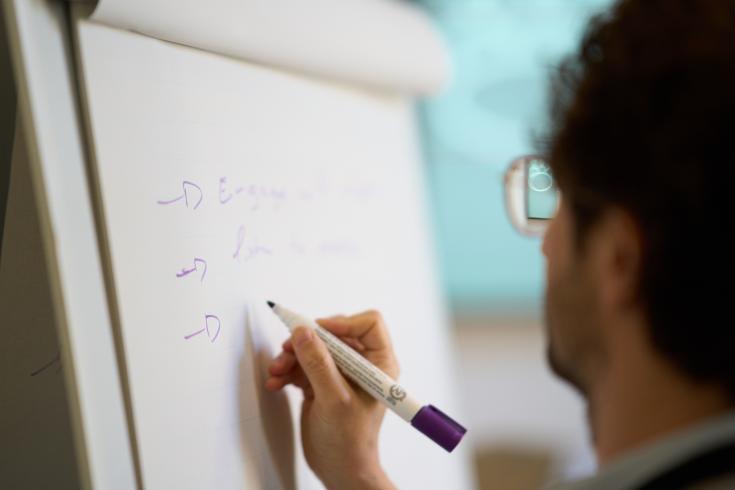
{"left": 419, "top": 0, "right": 613, "bottom": 313}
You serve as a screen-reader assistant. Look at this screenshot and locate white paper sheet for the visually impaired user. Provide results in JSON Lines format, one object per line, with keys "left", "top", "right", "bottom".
{"left": 73, "top": 14, "right": 472, "bottom": 489}
{"left": 87, "top": 0, "right": 450, "bottom": 95}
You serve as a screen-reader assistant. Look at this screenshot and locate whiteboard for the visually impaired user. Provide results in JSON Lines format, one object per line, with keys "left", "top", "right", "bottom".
{"left": 72, "top": 12, "right": 472, "bottom": 490}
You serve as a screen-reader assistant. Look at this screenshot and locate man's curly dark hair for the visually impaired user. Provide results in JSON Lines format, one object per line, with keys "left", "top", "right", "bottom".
{"left": 546, "top": 0, "right": 735, "bottom": 397}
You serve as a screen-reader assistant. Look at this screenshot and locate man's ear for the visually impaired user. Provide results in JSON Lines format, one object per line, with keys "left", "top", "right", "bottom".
{"left": 592, "top": 207, "right": 643, "bottom": 312}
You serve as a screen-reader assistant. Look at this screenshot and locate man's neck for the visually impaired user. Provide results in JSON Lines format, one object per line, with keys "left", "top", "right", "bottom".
{"left": 587, "top": 331, "right": 732, "bottom": 465}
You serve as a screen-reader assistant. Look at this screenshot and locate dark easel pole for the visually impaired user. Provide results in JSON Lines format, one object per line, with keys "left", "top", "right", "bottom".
{"left": 0, "top": 2, "right": 17, "bottom": 260}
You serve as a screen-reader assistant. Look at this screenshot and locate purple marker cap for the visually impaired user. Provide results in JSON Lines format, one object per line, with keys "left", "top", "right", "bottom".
{"left": 411, "top": 405, "right": 467, "bottom": 452}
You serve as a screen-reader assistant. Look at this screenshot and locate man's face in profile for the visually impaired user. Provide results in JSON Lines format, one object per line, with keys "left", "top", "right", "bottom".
{"left": 542, "top": 200, "right": 605, "bottom": 396}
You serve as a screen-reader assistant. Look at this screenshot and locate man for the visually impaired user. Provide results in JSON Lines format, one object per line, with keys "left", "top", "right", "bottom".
{"left": 265, "top": 0, "right": 735, "bottom": 488}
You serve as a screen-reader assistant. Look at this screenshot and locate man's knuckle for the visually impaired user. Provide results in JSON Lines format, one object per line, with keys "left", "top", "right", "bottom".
{"left": 365, "top": 309, "right": 384, "bottom": 324}
{"left": 336, "top": 390, "right": 353, "bottom": 408}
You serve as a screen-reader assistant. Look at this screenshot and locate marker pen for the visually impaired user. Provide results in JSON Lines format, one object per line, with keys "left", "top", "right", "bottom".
{"left": 267, "top": 301, "right": 467, "bottom": 452}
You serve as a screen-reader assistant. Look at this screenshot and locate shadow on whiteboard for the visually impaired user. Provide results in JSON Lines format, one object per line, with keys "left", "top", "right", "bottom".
{"left": 239, "top": 307, "right": 296, "bottom": 489}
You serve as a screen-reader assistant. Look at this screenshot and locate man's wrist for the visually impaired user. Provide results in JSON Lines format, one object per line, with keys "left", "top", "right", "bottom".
{"left": 322, "top": 461, "right": 395, "bottom": 490}
{"left": 354, "top": 465, "right": 395, "bottom": 490}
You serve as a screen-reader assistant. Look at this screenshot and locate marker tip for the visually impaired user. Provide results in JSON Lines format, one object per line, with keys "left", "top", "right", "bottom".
{"left": 267, "top": 301, "right": 276, "bottom": 309}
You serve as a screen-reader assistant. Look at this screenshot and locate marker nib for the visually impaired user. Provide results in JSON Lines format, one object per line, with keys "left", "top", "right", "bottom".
{"left": 267, "top": 301, "right": 276, "bottom": 309}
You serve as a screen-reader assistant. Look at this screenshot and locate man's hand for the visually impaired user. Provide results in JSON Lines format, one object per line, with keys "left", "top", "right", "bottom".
{"left": 265, "top": 310, "right": 398, "bottom": 490}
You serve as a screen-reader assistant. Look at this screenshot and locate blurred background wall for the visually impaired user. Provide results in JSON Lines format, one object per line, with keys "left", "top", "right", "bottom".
{"left": 419, "top": 0, "right": 611, "bottom": 313}
{"left": 416, "top": 1, "right": 614, "bottom": 488}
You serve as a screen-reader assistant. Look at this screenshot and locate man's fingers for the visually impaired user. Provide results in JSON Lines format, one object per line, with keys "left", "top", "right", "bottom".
{"left": 265, "top": 365, "right": 310, "bottom": 392}
{"left": 265, "top": 375, "right": 288, "bottom": 391}
{"left": 340, "top": 336, "right": 366, "bottom": 352}
{"left": 316, "top": 310, "right": 392, "bottom": 351}
{"left": 294, "top": 333, "right": 363, "bottom": 352}
{"left": 274, "top": 311, "right": 398, "bottom": 396}
{"left": 317, "top": 311, "right": 399, "bottom": 378}
{"left": 268, "top": 351, "right": 297, "bottom": 376}
{"left": 291, "top": 326, "right": 352, "bottom": 407}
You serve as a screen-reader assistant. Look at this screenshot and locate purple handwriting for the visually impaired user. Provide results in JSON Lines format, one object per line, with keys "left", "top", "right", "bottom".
{"left": 244, "top": 184, "right": 286, "bottom": 211}
{"left": 184, "top": 314, "right": 221, "bottom": 343}
{"left": 218, "top": 177, "right": 287, "bottom": 211}
{"left": 233, "top": 225, "right": 247, "bottom": 259}
{"left": 30, "top": 352, "right": 61, "bottom": 377}
{"left": 176, "top": 257, "right": 207, "bottom": 282}
{"left": 160, "top": 176, "right": 376, "bottom": 214}
{"left": 157, "top": 180, "right": 203, "bottom": 210}
{"left": 290, "top": 239, "right": 307, "bottom": 255}
{"left": 219, "top": 177, "right": 233, "bottom": 204}
{"left": 233, "top": 225, "right": 272, "bottom": 261}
